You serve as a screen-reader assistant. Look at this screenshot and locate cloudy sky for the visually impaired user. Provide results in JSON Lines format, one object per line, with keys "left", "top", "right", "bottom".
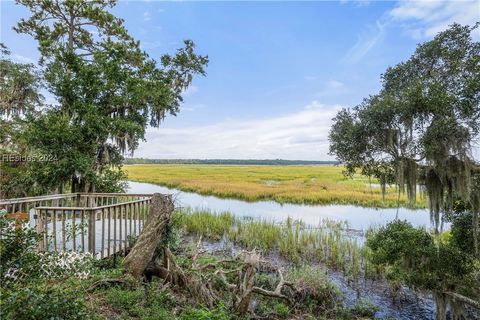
{"left": 1, "top": 0, "right": 479, "bottom": 160}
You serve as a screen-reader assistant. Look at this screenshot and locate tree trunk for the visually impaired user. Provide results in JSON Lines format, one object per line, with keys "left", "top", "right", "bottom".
{"left": 123, "top": 193, "right": 174, "bottom": 278}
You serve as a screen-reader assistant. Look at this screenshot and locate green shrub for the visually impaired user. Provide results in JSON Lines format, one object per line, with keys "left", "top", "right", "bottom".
{"left": 103, "top": 282, "right": 175, "bottom": 319}
{"left": 274, "top": 302, "right": 290, "bottom": 318}
{"left": 352, "top": 298, "right": 378, "bottom": 318}
{"left": 105, "top": 287, "right": 144, "bottom": 316}
{"left": 0, "top": 214, "right": 41, "bottom": 286}
{"left": 366, "top": 220, "right": 476, "bottom": 293}
{"left": 1, "top": 283, "right": 91, "bottom": 320}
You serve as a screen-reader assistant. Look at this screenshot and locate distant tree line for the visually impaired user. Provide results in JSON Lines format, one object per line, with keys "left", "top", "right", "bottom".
{"left": 123, "top": 158, "right": 339, "bottom": 166}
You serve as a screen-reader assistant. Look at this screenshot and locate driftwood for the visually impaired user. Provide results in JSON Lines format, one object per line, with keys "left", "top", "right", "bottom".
{"left": 232, "top": 251, "right": 295, "bottom": 315}
{"left": 157, "top": 238, "right": 297, "bottom": 316}
{"left": 123, "top": 193, "right": 174, "bottom": 278}
{"left": 444, "top": 292, "right": 480, "bottom": 310}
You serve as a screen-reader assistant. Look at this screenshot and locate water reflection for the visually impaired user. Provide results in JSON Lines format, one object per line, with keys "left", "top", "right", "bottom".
{"left": 128, "top": 181, "right": 438, "bottom": 231}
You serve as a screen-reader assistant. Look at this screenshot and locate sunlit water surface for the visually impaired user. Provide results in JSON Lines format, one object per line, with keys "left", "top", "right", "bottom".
{"left": 127, "top": 181, "right": 442, "bottom": 231}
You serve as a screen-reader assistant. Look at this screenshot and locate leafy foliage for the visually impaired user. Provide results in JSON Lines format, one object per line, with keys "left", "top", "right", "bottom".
{"left": 0, "top": 43, "right": 42, "bottom": 117}
{"left": 0, "top": 45, "right": 44, "bottom": 197}
{"left": 329, "top": 24, "right": 480, "bottom": 261}
{"left": 1, "top": 283, "right": 92, "bottom": 320}
{"left": 366, "top": 220, "right": 477, "bottom": 294}
{"left": 8, "top": 0, "right": 208, "bottom": 194}
{"left": 0, "top": 213, "right": 41, "bottom": 287}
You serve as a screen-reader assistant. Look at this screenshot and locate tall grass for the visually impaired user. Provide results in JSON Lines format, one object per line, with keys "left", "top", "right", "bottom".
{"left": 126, "top": 164, "right": 427, "bottom": 208}
{"left": 175, "top": 208, "right": 378, "bottom": 281}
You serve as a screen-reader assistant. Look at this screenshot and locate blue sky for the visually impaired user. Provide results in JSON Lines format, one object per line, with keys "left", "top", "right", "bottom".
{"left": 1, "top": 0, "right": 479, "bottom": 160}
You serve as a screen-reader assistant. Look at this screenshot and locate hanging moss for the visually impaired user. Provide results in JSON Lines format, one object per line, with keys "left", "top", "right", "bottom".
{"left": 405, "top": 158, "right": 417, "bottom": 206}
{"left": 425, "top": 168, "right": 444, "bottom": 232}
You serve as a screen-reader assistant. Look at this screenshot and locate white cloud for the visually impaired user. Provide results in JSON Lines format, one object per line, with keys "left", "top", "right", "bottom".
{"left": 344, "top": 19, "right": 388, "bottom": 63}
{"left": 135, "top": 101, "right": 344, "bottom": 160}
{"left": 344, "top": 1, "right": 479, "bottom": 63}
{"left": 390, "top": 0, "right": 480, "bottom": 39}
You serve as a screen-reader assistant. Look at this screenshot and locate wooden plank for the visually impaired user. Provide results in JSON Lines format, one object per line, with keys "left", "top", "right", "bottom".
{"left": 113, "top": 205, "right": 117, "bottom": 255}
{"left": 52, "top": 210, "right": 57, "bottom": 252}
{"left": 88, "top": 209, "right": 96, "bottom": 255}
{"left": 107, "top": 206, "right": 111, "bottom": 257}
{"left": 129, "top": 203, "right": 133, "bottom": 238}
{"left": 138, "top": 202, "right": 142, "bottom": 232}
{"left": 133, "top": 203, "right": 138, "bottom": 236}
{"left": 81, "top": 209, "right": 85, "bottom": 253}
{"left": 44, "top": 210, "right": 48, "bottom": 251}
{"left": 101, "top": 208, "right": 105, "bottom": 259}
{"left": 119, "top": 204, "right": 123, "bottom": 253}
{"left": 62, "top": 209, "right": 66, "bottom": 251}
{"left": 36, "top": 209, "right": 44, "bottom": 251}
{"left": 124, "top": 203, "right": 128, "bottom": 249}
{"left": 34, "top": 197, "right": 153, "bottom": 211}
{"left": 0, "top": 193, "right": 78, "bottom": 205}
{"left": 72, "top": 210, "right": 76, "bottom": 252}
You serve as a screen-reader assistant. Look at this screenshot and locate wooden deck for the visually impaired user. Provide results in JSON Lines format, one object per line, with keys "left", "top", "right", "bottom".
{"left": 0, "top": 193, "right": 154, "bottom": 259}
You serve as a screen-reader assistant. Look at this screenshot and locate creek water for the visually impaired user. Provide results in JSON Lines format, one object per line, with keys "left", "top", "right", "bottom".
{"left": 127, "top": 181, "right": 437, "bottom": 231}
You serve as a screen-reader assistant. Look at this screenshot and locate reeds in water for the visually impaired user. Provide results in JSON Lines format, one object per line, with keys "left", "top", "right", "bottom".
{"left": 175, "top": 208, "right": 376, "bottom": 281}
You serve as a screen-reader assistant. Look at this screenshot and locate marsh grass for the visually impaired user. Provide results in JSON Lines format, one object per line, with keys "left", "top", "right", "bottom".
{"left": 126, "top": 164, "right": 427, "bottom": 208}
{"left": 175, "top": 208, "right": 378, "bottom": 281}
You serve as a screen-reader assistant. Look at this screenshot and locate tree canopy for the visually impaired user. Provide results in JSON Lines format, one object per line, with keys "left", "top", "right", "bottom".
{"left": 329, "top": 23, "right": 480, "bottom": 253}
{"left": 1, "top": 0, "right": 208, "bottom": 195}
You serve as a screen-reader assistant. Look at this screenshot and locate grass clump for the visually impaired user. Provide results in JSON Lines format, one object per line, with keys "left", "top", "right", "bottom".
{"left": 287, "top": 265, "right": 343, "bottom": 315}
{"left": 179, "top": 303, "right": 231, "bottom": 320}
{"left": 175, "top": 208, "right": 235, "bottom": 240}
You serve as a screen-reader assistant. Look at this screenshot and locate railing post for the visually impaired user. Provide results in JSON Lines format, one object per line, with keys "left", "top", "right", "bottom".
{"left": 88, "top": 209, "right": 96, "bottom": 255}
{"left": 36, "top": 209, "right": 45, "bottom": 251}
{"left": 76, "top": 193, "right": 81, "bottom": 207}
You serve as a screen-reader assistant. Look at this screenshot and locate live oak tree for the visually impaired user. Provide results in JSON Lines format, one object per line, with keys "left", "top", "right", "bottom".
{"left": 0, "top": 44, "right": 44, "bottom": 197}
{"left": 329, "top": 24, "right": 480, "bottom": 255}
{"left": 330, "top": 24, "right": 480, "bottom": 318}
{"left": 14, "top": 0, "right": 208, "bottom": 193}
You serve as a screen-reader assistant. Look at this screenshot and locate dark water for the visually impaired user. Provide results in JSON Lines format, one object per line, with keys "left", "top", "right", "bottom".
{"left": 199, "top": 237, "right": 437, "bottom": 320}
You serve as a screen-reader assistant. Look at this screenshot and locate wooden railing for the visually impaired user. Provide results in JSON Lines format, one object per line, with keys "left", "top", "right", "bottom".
{"left": 0, "top": 193, "right": 80, "bottom": 215}
{"left": 0, "top": 193, "right": 153, "bottom": 258}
